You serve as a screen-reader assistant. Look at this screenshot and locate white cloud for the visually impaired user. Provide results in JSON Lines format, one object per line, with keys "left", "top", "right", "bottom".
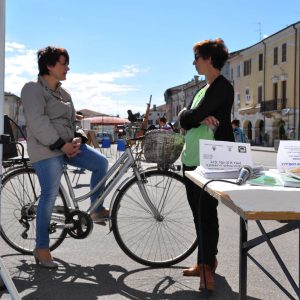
{"left": 5, "top": 41, "right": 26, "bottom": 52}
{"left": 5, "top": 50, "right": 36, "bottom": 76}
{"left": 4, "top": 43, "right": 147, "bottom": 117}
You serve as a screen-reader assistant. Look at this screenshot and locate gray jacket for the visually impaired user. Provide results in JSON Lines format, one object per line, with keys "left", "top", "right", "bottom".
{"left": 21, "top": 76, "right": 76, "bottom": 163}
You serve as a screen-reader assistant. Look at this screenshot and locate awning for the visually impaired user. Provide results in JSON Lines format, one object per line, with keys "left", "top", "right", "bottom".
{"left": 85, "top": 116, "right": 130, "bottom": 125}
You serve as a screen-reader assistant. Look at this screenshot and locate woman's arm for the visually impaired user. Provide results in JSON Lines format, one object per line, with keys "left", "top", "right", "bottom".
{"left": 180, "top": 77, "right": 233, "bottom": 130}
{"left": 21, "top": 82, "right": 62, "bottom": 146}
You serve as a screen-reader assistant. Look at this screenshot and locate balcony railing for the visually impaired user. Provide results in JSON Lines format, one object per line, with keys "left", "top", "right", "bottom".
{"left": 260, "top": 98, "right": 287, "bottom": 112}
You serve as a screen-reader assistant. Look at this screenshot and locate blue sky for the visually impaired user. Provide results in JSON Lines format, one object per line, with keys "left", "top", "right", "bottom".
{"left": 4, "top": 0, "right": 300, "bottom": 117}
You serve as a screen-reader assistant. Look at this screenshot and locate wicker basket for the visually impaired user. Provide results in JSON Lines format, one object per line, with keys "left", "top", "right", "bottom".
{"left": 144, "top": 129, "right": 184, "bottom": 164}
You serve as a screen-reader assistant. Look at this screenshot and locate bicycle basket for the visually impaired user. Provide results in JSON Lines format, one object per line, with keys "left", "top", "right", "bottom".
{"left": 143, "top": 129, "right": 184, "bottom": 164}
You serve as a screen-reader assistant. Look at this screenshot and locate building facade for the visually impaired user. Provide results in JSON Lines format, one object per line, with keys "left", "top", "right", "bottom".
{"left": 227, "top": 21, "right": 300, "bottom": 146}
{"left": 163, "top": 22, "right": 300, "bottom": 147}
{"left": 147, "top": 103, "right": 167, "bottom": 127}
{"left": 164, "top": 76, "right": 207, "bottom": 124}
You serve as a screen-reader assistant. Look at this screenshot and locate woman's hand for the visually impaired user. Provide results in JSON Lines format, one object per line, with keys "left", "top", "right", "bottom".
{"left": 201, "top": 116, "right": 219, "bottom": 127}
{"left": 177, "top": 107, "right": 187, "bottom": 117}
{"left": 61, "top": 139, "right": 81, "bottom": 158}
{"left": 72, "top": 137, "right": 82, "bottom": 144}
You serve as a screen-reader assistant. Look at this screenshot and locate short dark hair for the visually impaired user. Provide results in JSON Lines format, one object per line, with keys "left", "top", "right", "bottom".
{"left": 159, "top": 117, "right": 167, "bottom": 123}
{"left": 37, "top": 46, "right": 69, "bottom": 76}
{"left": 193, "top": 38, "right": 229, "bottom": 70}
{"left": 231, "top": 119, "right": 240, "bottom": 127}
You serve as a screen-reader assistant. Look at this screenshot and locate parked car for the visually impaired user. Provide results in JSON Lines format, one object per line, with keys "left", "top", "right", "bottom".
{"left": 95, "top": 132, "right": 113, "bottom": 143}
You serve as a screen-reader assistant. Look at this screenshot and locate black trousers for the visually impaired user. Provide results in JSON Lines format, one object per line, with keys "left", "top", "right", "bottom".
{"left": 183, "top": 165, "right": 219, "bottom": 267}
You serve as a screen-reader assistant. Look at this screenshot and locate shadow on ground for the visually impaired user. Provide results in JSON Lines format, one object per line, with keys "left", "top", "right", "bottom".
{"left": 1, "top": 254, "right": 261, "bottom": 300}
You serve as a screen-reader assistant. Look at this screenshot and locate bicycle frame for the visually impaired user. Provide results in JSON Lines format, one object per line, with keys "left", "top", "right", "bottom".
{"left": 58, "top": 146, "right": 162, "bottom": 224}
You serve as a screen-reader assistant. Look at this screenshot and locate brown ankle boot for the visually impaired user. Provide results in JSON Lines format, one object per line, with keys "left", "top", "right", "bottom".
{"left": 199, "top": 264, "right": 215, "bottom": 291}
{"left": 212, "top": 257, "right": 218, "bottom": 274}
{"left": 183, "top": 258, "right": 218, "bottom": 277}
{"left": 183, "top": 265, "right": 200, "bottom": 276}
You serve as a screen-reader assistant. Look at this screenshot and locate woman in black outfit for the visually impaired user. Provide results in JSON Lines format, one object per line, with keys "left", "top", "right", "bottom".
{"left": 179, "top": 38, "right": 234, "bottom": 291}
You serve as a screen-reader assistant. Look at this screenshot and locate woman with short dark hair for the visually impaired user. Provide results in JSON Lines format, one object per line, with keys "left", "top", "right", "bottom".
{"left": 179, "top": 38, "right": 234, "bottom": 291}
{"left": 21, "top": 46, "right": 109, "bottom": 268}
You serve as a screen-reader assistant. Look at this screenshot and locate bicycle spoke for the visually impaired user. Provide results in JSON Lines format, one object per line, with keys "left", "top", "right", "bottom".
{"left": 0, "top": 168, "right": 67, "bottom": 254}
{"left": 112, "top": 170, "right": 197, "bottom": 267}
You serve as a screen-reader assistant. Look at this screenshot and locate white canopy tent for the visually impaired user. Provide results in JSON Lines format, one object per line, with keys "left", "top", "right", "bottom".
{"left": 0, "top": 0, "right": 21, "bottom": 298}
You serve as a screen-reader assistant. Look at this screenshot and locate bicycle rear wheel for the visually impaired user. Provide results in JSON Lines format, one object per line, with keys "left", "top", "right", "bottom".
{"left": 111, "top": 169, "right": 197, "bottom": 267}
{"left": 0, "top": 167, "right": 68, "bottom": 254}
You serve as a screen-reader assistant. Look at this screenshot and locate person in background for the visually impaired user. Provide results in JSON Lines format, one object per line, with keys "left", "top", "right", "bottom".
{"left": 21, "top": 46, "right": 109, "bottom": 269}
{"left": 231, "top": 119, "right": 245, "bottom": 143}
{"left": 158, "top": 116, "right": 172, "bottom": 130}
{"left": 278, "top": 120, "right": 286, "bottom": 140}
{"left": 178, "top": 38, "right": 234, "bottom": 291}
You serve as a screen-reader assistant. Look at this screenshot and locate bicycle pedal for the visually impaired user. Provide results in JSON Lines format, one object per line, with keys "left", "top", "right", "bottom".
{"left": 92, "top": 217, "right": 109, "bottom": 222}
{"left": 92, "top": 218, "right": 109, "bottom": 226}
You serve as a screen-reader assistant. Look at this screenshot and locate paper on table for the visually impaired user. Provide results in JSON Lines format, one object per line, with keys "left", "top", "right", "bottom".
{"left": 285, "top": 168, "right": 300, "bottom": 180}
{"left": 247, "top": 174, "right": 283, "bottom": 187}
{"left": 248, "top": 169, "right": 300, "bottom": 188}
{"left": 280, "top": 174, "right": 300, "bottom": 188}
{"left": 195, "top": 166, "right": 239, "bottom": 179}
{"left": 197, "top": 165, "right": 265, "bottom": 180}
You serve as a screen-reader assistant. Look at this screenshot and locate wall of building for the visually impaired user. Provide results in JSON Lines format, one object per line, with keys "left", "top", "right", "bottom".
{"left": 147, "top": 104, "right": 167, "bottom": 127}
{"left": 227, "top": 21, "right": 300, "bottom": 146}
{"left": 164, "top": 77, "right": 206, "bottom": 124}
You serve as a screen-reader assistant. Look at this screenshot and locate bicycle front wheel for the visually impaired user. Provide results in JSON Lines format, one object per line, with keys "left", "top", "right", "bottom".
{"left": 111, "top": 169, "right": 197, "bottom": 267}
{"left": 0, "top": 167, "right": 68, "bottom": 254}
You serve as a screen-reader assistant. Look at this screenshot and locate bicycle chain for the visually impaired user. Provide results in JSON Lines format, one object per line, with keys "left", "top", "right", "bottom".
{"left": 65, "top": 210, "right": 93, "bottom": 239}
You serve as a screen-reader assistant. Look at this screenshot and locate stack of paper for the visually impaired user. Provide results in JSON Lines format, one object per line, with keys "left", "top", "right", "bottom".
{"left": 280, "top": 174, "right": 300, "bottom": 188}
{"left": 196, "top": 165, "right": 265, "bottom": 180}
{"left": 195, "top": 166, "right": 239, "bottom": 179}
{"left": 282, "top": 169, "right": 300, "bottom": 187}
{"left": 247, "top": 174, "right": 282, "bottom": 187}
{"left": 248, "top": 169, "right": 300, "bottom": 188}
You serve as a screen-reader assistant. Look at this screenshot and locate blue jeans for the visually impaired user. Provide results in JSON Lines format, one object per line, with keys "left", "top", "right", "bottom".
{"left": 33, "top": 144, "right": 108, "bottom": 249}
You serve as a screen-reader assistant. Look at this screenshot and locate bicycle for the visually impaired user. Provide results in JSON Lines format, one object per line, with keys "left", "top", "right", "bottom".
{"left": 0, "top": 128, "right": 197, "bottom": 267}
